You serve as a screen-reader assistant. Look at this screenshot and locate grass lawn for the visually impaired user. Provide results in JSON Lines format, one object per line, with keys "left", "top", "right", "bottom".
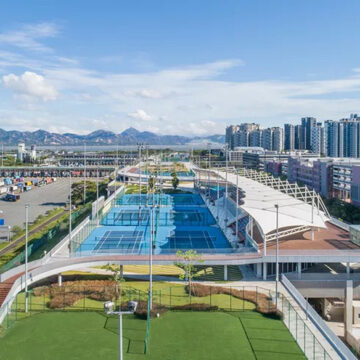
{"left": 87, "top": 264, "right": 242, "bottom": 281}
{"left": 0, "top": 311, "right": 305, "bottom": 360}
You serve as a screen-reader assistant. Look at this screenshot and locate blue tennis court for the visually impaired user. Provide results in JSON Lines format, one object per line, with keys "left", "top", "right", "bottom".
{"left": 101, "top": 205, "right": 216, "bottom": 227}
{"left": 116, "top": 194, "right": 168, "bottom": 206}
{"left": 74, "top": 193, "right": 231, "bottom": 256}
{"left": 94, "top": 230, "right": 144, "bottom": 253}
{"left": 101, "top": 208, "right": 150, "bottom": 226}
{"left": 159, "top": 227, "right": 230, "bottom": 253}
{"left": 116, "top": 193, "right": 204, "bottom": 206}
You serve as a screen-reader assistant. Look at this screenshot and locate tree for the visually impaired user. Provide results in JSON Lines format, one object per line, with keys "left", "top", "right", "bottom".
{"left": 11, "top": 225, "right": 23, "bottom": 239}
{"left": 174, "top": 250, "right": 203, "bottom": 296}
{"left": 148, "top": 176, "right": 156, "bottom": 192}
{"left": 171, "top": 172, "right": 179, "bottom": 190}
{"left": 71, "top": 180, "right": 107, "bottom": 205}
{"left": 104, "top": 263, "right": 125, "bottom": 300}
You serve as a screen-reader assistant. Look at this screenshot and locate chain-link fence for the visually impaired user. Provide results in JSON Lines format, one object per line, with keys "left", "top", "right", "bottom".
{"left": 0, "top": 281, "right": 334, "bottom": 359}
{"left": 0, "top": 205, "right": 92, "bottom": 274}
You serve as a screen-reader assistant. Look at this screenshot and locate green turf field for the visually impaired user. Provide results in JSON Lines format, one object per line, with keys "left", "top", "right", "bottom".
{"left": 0, "top": 311, "right": 305, "bottom": 360}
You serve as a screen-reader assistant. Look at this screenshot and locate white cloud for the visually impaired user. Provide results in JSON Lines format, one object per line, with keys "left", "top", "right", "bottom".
{"left": 124, "top": 89, "right": 164, "bottom": 99}
{"left": 2, "top": 71, "right": 58, "bottom": 101}
{"left": 34, "top": 59, "right": 360, "bottom": 135}
{"left": 0, "top": 22, "right": 59, "bottom": 52}
{"left": 128, "top": 109, "right": 152, "bottom": 121}
{"left": 2, "top": 27, "right": 360, "bottom": 136}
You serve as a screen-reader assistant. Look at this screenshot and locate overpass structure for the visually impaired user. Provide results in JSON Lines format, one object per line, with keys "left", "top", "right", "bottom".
{"left": 118, "top": 162, "right": 195, "bottom": 183}
{"left": 59, "top": 154, "right": 136, "bottom": 166}
{"left": 0, "top": 165, "right": 116, "bottom": 178}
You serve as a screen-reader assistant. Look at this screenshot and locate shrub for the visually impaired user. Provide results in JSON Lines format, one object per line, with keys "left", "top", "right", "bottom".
{"left": 134, "top": 301, "right": 168, "bottom": 319}
{"left": 48, "top": 293, "right": 82, "bottom": 309}
{"left": 264, "top": 310, "right": 283, "bottom": 320}
{"left": 186, "top": 283, "right": 275, "bottom": 314}
{"left": 42, "top": 280, "right": 121, "bottom": 309}
{"left": 172, "top": 303, "right": 218, "bottom": 311}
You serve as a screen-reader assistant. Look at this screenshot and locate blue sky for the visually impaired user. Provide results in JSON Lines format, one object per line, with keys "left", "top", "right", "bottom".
{"left": 0, "top": 0, "right": 360, "bottom": 135}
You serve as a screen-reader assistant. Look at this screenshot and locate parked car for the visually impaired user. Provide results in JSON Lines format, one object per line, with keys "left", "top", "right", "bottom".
{"left": 4, "top": 193, "right": 20, "bottom": 201}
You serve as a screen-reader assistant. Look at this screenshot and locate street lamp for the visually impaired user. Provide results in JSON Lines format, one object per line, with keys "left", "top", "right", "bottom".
{"left": 69, "top": 171, "right": 72, "bottom": 247}
{"left": 275, "top": 204, "right": 279, "bottom": 311}
{"left": 149, "top": 202, "right": 154, "bottom": 310}
{"left": 115, "top": 144, "right": 119, "bottom": 196}
{"left": 207, "top": 143, "right": 211, "bottom": 197}
{"left": 137, "top": 143, "right": 143, "bottom": 212}
{"left": 25, "top": 203, "right": 29, "bottom": 313}
{"left": 96, "top": 167, "right": 99, "bottom": 225}
{"left": 224, "top": 144, "right": 229, "bottom": 225}
{"left": 83, "top": 142, "right": 87, "bottom": 205}
{"left": 235, "top": 171, "right": 239, "bottom": 246}
{"left": 104, "top": 301, "right": 138, "bottom": 360}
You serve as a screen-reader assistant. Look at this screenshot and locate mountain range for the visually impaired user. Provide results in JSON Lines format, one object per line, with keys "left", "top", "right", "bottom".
{"left": 0, "top": 127, "right": 225, "bottom": 146}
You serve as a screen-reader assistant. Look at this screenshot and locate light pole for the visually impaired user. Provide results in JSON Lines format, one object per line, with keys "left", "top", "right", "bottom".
{"left": 160, "top": 151, "right": 163, "bottom": 197}
{"left": 235, "top": 171, "right": 239, "bottom": 246}
{"left": 25, "top": 203, "right": 29, "bottom": 313}
{"left": 224, "top": 144, "right": 229, "bottom": 224}
{"left": 207, "top": 143, "right": 211, "bottom": 197}
{"left": 146, "top": 145, "right": 149, "bottom": 205}
{"left": 115, "top": 144, "right": 119, "bottom": 197}
{"left": 69, "top": 171, "right": 72, "bottom": 247}
{"left": 104, "top": 302, "right": 137, "bottom": 360}
{"left": 138, "top": 143, "right": 143, "bottom": 212}
{"left": 83, "top": 142, "right": 87, "bottom": 205}
{"left": 96, "top": 168, "right": 99, "bottom": 225}
{"left": 149, "top": 202, "right": 154, "bottom": 310}
{"left": 198, "top": 156, "right": 201, "bottom": 193}
{"left": 275, "top": 204, "right": 279, "bottom": 310}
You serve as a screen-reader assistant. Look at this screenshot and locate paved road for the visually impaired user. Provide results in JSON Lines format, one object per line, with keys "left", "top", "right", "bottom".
{"left": 0, "top": 179, "right": 71, "bottom": 229}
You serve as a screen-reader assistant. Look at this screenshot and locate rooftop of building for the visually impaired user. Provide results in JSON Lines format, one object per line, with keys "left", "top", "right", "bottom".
{"left": 255, "top": 223, "right": 359, "bottom": 252}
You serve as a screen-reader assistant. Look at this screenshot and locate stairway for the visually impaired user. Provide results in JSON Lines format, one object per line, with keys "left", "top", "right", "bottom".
{"left": 0, "top": 273, "right": 22, "bottom": 307}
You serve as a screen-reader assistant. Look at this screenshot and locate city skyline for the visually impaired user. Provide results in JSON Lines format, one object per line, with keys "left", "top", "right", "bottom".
{"left": 1, "top": 1, "right": 360, "bottom": 135}
{"left": 226, "top": 113, "right": 360, "bottom": 159}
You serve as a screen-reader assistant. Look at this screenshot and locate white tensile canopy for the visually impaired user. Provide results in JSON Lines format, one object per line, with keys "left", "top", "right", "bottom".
{"left": 216, "top": 171, "right": 329, "bottom": 235}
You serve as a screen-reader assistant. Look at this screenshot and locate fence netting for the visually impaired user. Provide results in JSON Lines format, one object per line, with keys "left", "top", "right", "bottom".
{"left": 0, "top": 281, "right": 333, "bottom": 359}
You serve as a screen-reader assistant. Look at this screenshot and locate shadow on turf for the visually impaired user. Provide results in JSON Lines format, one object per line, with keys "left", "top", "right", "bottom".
{"left": 103, "top": 314, "right": 146, "bottom": 355}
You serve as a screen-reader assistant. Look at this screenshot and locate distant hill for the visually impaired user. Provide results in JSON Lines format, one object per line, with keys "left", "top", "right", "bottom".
{"left": 0, "top": 127, "right": 225, "bottom": 146}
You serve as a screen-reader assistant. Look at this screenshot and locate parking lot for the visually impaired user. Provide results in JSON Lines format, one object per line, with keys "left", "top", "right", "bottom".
{"left": 0, "top": 179, "right": 71, "bottom": 229}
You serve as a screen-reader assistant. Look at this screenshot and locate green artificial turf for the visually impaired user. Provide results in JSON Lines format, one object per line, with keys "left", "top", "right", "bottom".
{"left": 0, "top": 311, "right": 305, "bottom": 360}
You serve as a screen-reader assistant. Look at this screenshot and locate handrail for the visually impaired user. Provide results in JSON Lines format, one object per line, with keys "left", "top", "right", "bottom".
{"left": 329, "top": 217, "right": 350, "bottom": 232}
{"left": 281, "top": 274, "right": 357, "bottom": 360}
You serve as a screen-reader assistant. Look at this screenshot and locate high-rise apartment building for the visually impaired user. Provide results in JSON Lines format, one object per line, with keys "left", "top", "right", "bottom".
{"left": 284, "top": 124, "right": 295, "bottom": 151}
{"left": 301, "top": 117, "right": 316, "bottom": 150}
{"left": 249, "top": 129, "right": 262, "bottom": 147}
{"left": 311, "top": 122, "right": 326, "bottom": 155}
{"left": 294, "top": 125, "right": 302, "bottom": 150}
{"left": 261, "top": 128, "right": 273, "bottom": 150}
{"left": 225, "top": 125, "right": 239, "bottom": 150}
{"left": 272, "top": 127, "right": 284, "bottom": 152}
{"left": 324, "top": 115, "right": 360, "bottom": 158}
{"left": 325, "top": 120, "right": 338, "bottom": 157}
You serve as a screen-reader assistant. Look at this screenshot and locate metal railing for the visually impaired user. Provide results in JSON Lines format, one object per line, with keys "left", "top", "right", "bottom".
{"left": 281, "top": 274, "right": 357, "bottom": 360}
